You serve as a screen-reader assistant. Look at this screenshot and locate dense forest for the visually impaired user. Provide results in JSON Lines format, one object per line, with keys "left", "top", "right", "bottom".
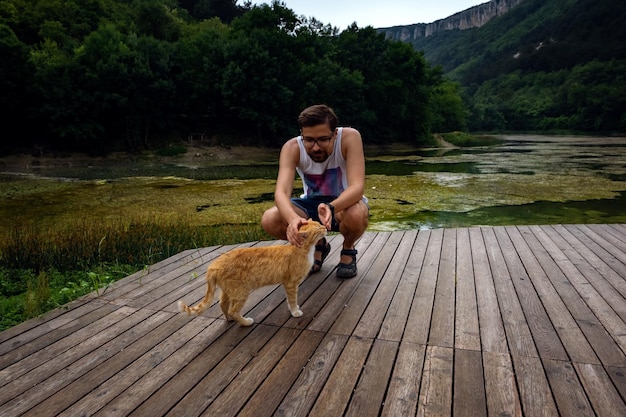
{"left": 0, "top": 0, "right": 466, "bottom": 155}
{"left": 410, "top": 0, "right": 626, "bottom": 132}
{"left": 2, "top": 0, "right": 623, "bottom": 156}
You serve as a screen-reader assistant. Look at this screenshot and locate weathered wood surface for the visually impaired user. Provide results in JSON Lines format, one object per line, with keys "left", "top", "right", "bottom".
{"left": 1, "top": 224, "right": 625, "bottom": 416}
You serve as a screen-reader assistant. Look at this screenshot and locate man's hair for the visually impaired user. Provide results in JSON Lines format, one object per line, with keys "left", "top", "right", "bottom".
{"left": 297, "top": 104, "right": 339, "bottom": 131}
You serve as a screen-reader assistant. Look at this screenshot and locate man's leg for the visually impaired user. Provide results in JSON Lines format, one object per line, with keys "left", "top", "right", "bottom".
{"left": 336, "top": 200, "right": 369, "bottom": 265}
{"left": 261, "top": 205, "right": 306, "bottom": 240}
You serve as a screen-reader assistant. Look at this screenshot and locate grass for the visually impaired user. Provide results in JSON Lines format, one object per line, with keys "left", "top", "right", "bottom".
{"left": 0, "top": 216, "right": 267, "bottom": 331}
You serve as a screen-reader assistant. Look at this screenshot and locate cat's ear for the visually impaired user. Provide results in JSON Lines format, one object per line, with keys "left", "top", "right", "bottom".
{"left": 300, "top": 231, "right": 309, "bottom": 239}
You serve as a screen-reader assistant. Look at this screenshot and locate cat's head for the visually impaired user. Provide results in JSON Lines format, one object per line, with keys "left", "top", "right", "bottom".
{"left": 299, "top": 220, "right": 327, "bottom": 244}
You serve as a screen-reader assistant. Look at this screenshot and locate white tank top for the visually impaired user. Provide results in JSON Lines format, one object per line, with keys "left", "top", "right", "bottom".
{"left": 296, "top": 127, "right": 348, "bottom": 199}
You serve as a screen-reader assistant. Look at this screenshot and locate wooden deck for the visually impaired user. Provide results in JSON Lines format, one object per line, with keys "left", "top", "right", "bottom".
{"left": 1, "top": 224, "right": 626, "bottom": 416}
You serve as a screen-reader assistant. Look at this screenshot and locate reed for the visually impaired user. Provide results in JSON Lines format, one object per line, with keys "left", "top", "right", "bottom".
{"left": 0, "top": 215, "right": 268, "bottom": 330}
{"left": 2, "top": 215, "right": 267, "bottom": 271}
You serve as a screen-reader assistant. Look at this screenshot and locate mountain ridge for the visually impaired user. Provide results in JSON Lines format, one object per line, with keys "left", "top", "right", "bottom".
{"left": 379, "top": 0, "right": 527, "bottom": 41}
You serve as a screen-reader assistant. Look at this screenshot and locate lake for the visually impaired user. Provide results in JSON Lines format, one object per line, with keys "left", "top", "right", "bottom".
{"left": 1, "top": 134, "right": 625, "bottom": 234}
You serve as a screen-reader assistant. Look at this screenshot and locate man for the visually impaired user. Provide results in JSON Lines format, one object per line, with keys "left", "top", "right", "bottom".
{"left": 261, "top": 104, "right": 369, "bottom": 278}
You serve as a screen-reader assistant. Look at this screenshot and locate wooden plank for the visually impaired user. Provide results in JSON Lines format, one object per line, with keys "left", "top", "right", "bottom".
{"left": 100, "top": 246, "right": 220, "bottom": 302}
{"left": 0, "top": 299, "right": 115, "bottom": 364}
{"left": 543, "top": 359, "right": 594, "bottom": 417}
{"left": 403, "top": 228, "right": 442, "bottom": 345}
{"left": 540, "top": 225, "right": 626, "bottom": 325}
{"left": 165, "top": 327, "right": 304, "bottom": 417}
{"left": 564, "top": 225, "right": 626, "bottom": 281}
{"left": 234, "top": 330, "right": 325, "bottom": 417}
{"left": 0, "top": 303, "right": 128, "bottom": 392}
{"left": 577, "top": 224, "right": 626, "bottom": 266}
{"left": 22, "top": 312, "right": 199, "bottom": 417}
{"left": 127, "top": 261, "right": 211, "bottom": 310}
{"left": 345, "top": 339, "right": 398, "bottom": 417}
{"left": 0, "top": 296, "right": 95, "bottom": 347}
{"left": 382, "top": 341, "right": 426, "bottom": 417}
{"left": 428, "top": 228, "right": 456, "bottom": 348}
{"left": 111, "top": 247, "right": 230, "bottom": 307}
{"left": 607, "top": 365, "right": 626, "bottom": 401}
{"left": 353, "top": 230, "right": 416, "bottom": 339}
{"left": 272, "top": 333, "right": 349, "bottom": 417}
{"left": 599, "top": 223, "right": 626, "bottom": 245}
{"left": 417, "top": 345, "right": 453, "bottom": 416}
{"left": 526, "top": 225, "right": 626, "bottom": 364}
{"left": 378, "top": 229, "right": 429, "bottom": 342}
{"left": 330, "top": 231, "right": 403, "bottom": 336}
{"left": 453, "top": 349, "right": 487, "bottom": 417}
{"left": 497, "top": 226, "right": 568, "bottom": 361}
{"left": 513, "top": 355, "right": 558, "bottom": 417}
{"left": 481, "top": 227, "right": 538, "bottom": 358}
{"left": 308, "top": 336, "right": 373, "bottom": 417}
{"left": 576, "top": 362, "right": 626, "bottom": 417}
{"left": 519, "top": 225, "right": 623, "bottom": 366}
{"left": 200, "top": 328, "right": 319, "bottom": 417}
{"left": 106, "top": 323, "right": 269, "bottom": 417}
{"left": 482, "top": 351, "right": 522, "bottom": 417}
{"left": 1, "top": 307, "right": 157, "bottom": 415}
{"left": 553, "top": 224, "right": 626, "bottom": 299}
{"left": 469, "top": 228, "right": 507, "bottom": 354}
{"left": 57, "top": 315, "right": 220, "bottom": 417}
{"left": 454, "top": 227, "right": 481, "bottom": 351}
{"left": 307, "top": 231, "right": 390, "bottom": 333}
{"left": 1, "top": 225, "right": 626, "bottom": 417}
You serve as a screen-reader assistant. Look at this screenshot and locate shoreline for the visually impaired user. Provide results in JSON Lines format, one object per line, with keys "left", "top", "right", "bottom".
{"left": 0, "top": 137, "right": 461, "bottom": 174}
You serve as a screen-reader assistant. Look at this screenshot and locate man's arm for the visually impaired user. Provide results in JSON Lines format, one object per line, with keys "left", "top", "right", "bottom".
{"left": 333, "top": 127, "right": 366, "bottom": 211}
{"left": 317, "top": 127, "right": 365, "bottom": 228}
{"left": 275, "top": 138, "right": 308, "bottom": 245}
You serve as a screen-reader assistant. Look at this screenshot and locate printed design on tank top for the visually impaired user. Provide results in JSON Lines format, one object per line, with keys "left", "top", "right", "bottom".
{"left": 301, "top": 166, "right": 344, "bottom": 198}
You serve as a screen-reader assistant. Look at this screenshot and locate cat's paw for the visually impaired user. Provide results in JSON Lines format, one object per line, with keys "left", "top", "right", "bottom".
{"left": 291, "top": 309, "right": 303, "bottom": 318}
{"left": 239, "top": 317, "right": 254, "bottom": 326}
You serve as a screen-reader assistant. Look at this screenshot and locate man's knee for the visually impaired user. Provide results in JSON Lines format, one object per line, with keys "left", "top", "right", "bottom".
{"left": 338, "top": 201, "right": 369, "bottom": 231}
{"left": 261, "top": 207, "right": 281, "bottom": 235}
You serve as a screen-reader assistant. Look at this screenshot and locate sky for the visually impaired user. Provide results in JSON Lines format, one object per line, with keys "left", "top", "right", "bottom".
{"left": 249, "top": 1, "right": 486, "bottom": 30}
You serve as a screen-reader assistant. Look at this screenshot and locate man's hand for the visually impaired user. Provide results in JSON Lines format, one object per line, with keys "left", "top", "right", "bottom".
{"left": 318, "top": 203, "right": 333, "bottom": 231}
{"left": 286, "top": 217, "right": 308, "bottom": 247}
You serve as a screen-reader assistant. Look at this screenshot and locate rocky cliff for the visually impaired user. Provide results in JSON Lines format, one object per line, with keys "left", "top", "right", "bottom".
{"left": 379, "top": 0, "right": 527, "bottom": 41}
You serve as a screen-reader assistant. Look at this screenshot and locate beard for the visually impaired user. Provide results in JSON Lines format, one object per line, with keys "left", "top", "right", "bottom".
{"left": 308, "top": 149, "right": 330, "bottom": 162}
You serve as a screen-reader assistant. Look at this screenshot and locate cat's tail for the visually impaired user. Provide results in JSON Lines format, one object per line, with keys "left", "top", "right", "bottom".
{"left": 178, "top": 268, "right": 217, "bottom": 316}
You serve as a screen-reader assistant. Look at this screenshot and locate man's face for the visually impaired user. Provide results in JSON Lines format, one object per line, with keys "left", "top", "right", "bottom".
{"left": 301, "top": 124, "right": 336, "bottom": 163}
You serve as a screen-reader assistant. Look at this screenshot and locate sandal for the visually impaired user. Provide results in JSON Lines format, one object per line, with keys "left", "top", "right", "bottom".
{"left": 336, "top": 249, "right": 358, "bottom": 279}
{"left": 310, "top": 238, "right": 331, "bottom": 274}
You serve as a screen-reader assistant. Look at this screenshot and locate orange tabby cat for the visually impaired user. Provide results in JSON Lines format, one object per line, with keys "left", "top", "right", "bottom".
{"left": 178, "top": 220, "right": 327, "bottom": 326}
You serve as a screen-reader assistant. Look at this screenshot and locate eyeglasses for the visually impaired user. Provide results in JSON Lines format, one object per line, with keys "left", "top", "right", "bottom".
{"left": 302, "top": 133, "right": 334, "bottom": 148}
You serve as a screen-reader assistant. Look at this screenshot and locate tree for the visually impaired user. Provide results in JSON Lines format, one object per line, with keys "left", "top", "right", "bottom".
{"left": 335, "top": 25, "right": 432, "bottom": 143}
{"left": 0, "top": 23, "right": 30, "bottom": 153}
{"left": 171, "top": 18, "right": 229, "bottom": 137}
